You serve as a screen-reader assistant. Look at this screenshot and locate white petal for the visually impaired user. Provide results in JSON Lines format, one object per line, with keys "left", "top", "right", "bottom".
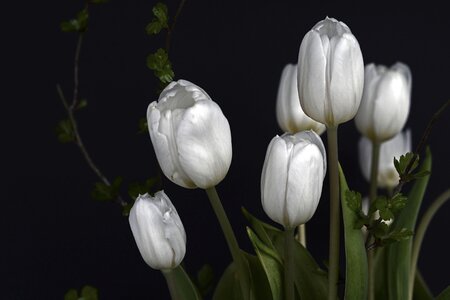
{"left": 358, "top": 136, "right": 372, "bottom": 182}
{"left": 176, "top": 100, "right": 232, "bottom": 189}
{"left": 261, "top": 136, "right": 289, "bottom": 227}
{"left": 298, "top": 31, "right": 328, "bottom": 124}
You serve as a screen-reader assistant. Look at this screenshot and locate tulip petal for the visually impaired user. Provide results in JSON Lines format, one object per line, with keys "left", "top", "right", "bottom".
{"left": 329, "top": 33, "right": 364, "bottom": 125}
{"left": 261, "top": 136, "right": 289, "bottom": 227}
{"left": 176, "top": 100, "right": 232, "bottom": 189}
{"left": 298, "top": 31, "right": 328, "bottom": 124}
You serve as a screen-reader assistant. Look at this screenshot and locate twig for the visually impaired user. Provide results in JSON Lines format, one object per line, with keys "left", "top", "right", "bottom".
{"left": 393, "top": 99, "right": 450, "bottom": 195}
{"left": 165, "top": 0, "right": 186, "bottom": 53}
{"left": 57, "top": 32, "right": 127, "bottom": 207}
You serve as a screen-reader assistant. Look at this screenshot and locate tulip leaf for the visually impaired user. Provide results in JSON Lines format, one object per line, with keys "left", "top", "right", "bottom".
{"left": 168, "top": 265, "right": 202, "bottom": 300}
{"left": 413, "top": 270, "right": 434, "bottom": 300}
{"left": 387, "top": 148, "right": 432, "bottom": 300}
{"left": 213, "top": 252, "right": 271, "bottom": 300}
{"left": 213, "top": 263, "right": 244, "bottom": 300}
{"left": 196, "top": 264, "right": 214, "bottom": 296}
{"left": 437, "top": 286, "right": 450, "bottom": 300}
{"left": 241, "top": 207, "right": 279, "bottom": 250}
{"left": 247, "top": 227, "right": 283, "bottom": 300}
{"left": 339, "top": 164, "right": 368, "bottom": 300}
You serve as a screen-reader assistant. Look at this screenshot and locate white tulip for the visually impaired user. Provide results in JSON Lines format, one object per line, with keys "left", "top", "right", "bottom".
{"left": 297, "top": 17, "right": 364, "bottom": 127}
{"left": 129, "top": 191, "right": 186, "bottom": 270}
{"left": 359, "top": 130, "right": 412, "bottom": 189}
{"left": 355, "top": 62, "right": 412, "bottom": 142}
{"left": 276, "top": 64, "right": 326, "bottom": 134}
{"left": 261, "top": 131, "right": 326, "bottom": 229}
{"left": 147, "top": 80, "right": 232, "bottom": 189}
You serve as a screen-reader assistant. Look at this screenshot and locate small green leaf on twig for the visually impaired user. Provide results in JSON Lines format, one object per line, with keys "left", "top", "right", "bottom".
{"left": 61, "top": 8, "right": 89, "bottom": 33}
{"left": 379, "top": 228, "right": 413, "bottom": 246}
{"left": 345, "top": 190, "right": 362, "bottom": 212}
{"left": 64, "top": 289, "right": 78, "bottom": 300}
{"left": 91, "top": 177, "right": 122, "bottom": 201}
{"left": 128, "top": 176, "right": 162, "bottom": 199}
{"left": 81, "top": 285, "right": 98, "bottom": 300}
{"left": 56, "top": 119, "right": 75, "bottom": 143}
{"left": 76, "top": 99, "right": 88, "bottom": 110}
{"left": 147, "top": 48, "right": 175, "bottom": 83}
{"left": 145, "top": 2, "right": 169, "bottom": 35}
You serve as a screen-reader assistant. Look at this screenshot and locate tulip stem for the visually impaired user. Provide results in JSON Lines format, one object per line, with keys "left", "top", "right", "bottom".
{"left": 327, "top": 125, "right": 340, "bottom": 300}
{"left": 367, "top": 141, "right": 380, "bottom": 300}
{"left": 295, "top": 224, "right": 307, "bottom": 247}
{"left": 284, "top": 228, "right": 296, "bottom": 300}
{"left": 205, "top": 187, "right": 250, "bottom": 300}
{"left": 162, "top": 267, "right": 183, "bottom": 300}
{"left": 408, "top": 188, "right": 450, "bottom": 300}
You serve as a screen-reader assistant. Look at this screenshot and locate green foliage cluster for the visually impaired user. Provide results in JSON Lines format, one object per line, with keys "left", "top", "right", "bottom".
{"left": 64, "top": 285, "right": 98, "bottom": 300}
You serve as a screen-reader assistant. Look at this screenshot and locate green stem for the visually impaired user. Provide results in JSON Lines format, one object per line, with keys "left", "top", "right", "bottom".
{"left": 162, "top": 267, "right": 182, "bottom": 300}
{"left": 296, "top": 224, "right": 307, "bottom": 247}
{"left": 408, "top": 188, "right": 450, "bottom": 299}
{"left": 368, "top": 141, "right": 381, "bottom": 300}
{"left": 205, "top": 187, "right": 250, "bottom": 299}
{"left": 284, "top": 228, "right": 295, "bottom": 300}
{"left": 327, "top": 125, "right": 340, "bottom": 300}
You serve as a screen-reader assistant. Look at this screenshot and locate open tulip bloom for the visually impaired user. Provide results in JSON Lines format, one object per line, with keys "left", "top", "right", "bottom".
{"left": 124, "top": 15, "right": 449, "bottom": 300}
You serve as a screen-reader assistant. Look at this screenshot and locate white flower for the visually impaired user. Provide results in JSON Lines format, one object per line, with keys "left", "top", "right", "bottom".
{"left": 129, "top": 191, "right": 186, "bottom": 270}
{"left": 355, "top": 62, "right": 412, "bottom": 142}
{"left": 147, "top": 80, "right": 232, "bottom": 189}
{"left": 297, "top": 17, "right": 364, "bottom": 127}
{"left": 276, "top": 64, "right": 326, "bottom": 134}
{"left": 261, "top": 131, "right": 327, "bottom": 229}
{"left": 359, "top": 130, "right": 412, "bottom": 188}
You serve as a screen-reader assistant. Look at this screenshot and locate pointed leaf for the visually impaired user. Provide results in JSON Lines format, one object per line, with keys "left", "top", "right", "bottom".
{"left": 437, "top": 286, "right": 450, "bottom": 300}
{"left": 387, "top": 148, "right": 432, "bottom": 300}
{"left": 247, "top": 227, "right": 283, "bottom": 300}
{"left": 339, "top": 164, "right": 368, "bottom": 300}
{"left": 166, "top": 265, "right": 202, "bottom": 300}
{"left": 413, "top": 270, "right": 434, "bottom": 300}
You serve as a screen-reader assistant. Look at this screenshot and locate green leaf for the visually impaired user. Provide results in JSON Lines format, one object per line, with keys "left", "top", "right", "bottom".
{"left": 241, "top": 207, "right": 279, "bottom": 250}
{"left": 437, "top": 286, "right": 450, "bottom": 300}
{"left": 64, "top": 289, "right": 78, "bottom": 300}
{"left": 91, "top": 177, "right": 122, "bottom": 201}
{"left": 138, "top": 117, "right": 148, "bottom": 133}
{"left": 153, "top": 3, "right": 169, "bottom": 27}
{"left": 197, "top": 264, "right": 214, "bottom": 296}
{"left": 167, "top": 265, "right": 203, "bottom": 300}
{"left": 81, "top": 285, "right": 98, "bottom": 300}
{"left": 379, "top": 208, "right": 394, "bottom": 221}
{"left": 122, "top": 202, "right": 133, "bottom": 217}
{"left": 380, "top": 228, "right": 413, "bottom": 246}
{"left": 345, "top": 190, "right": 362, "bottom": 212}
{"left": 394, "top": 152, "right": 418, "bottom": 176}
{"left": 146, "top": 20, "right": 163, "bottom": 35}
{"left": 387, "top": 148, "right": 432, "bottom": 300}
{"left": 413, "top": 270, "right": 434, "bottom": 300}
{"left": 147, "top": 48, "right": 175, "bottom": 83}
{"left": 390, "top": 193, "right": 407, "bottom": 214}
{"left": 128, "top": 176, "right": 162, "bottom": 199}
{"left": 56, "top": 119, "right": 75, "bottom": 143}
{"left": 339, "top": 164, "right": 368, "bottom": 300}
{"left": 247, "top": 227, "right": 283, "bottom": 300}
{"left": 76, "top": 99, "right": 88, "bottom": 110}
{"left": 61, "top": 9, "right": 89, "bottom": 33}
{"left": 213, "top": 263, "right": 244, "bottom": 300}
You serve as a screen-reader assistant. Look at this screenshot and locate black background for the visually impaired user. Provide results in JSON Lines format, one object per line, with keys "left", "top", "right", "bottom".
{"left": 3, "top": 0, "right": 450, "bottom": 299}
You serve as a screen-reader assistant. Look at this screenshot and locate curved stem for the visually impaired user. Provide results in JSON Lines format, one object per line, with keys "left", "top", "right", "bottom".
{"left": 408, "top": 188, "right": 450, "bottom": 299}
{"left": 205, "top": 187, "right": 250, "bottom": 300}
{"left": 367, "top": 141, "right": 380, "bottom": 300}
{"left": 165, "top": 0, "right": 186, "bottom": 53}
{"left": 284, "top": 228, "right": 295, "bottom": 300}
{"left": 326, "top": 125, "right": 340, "bottom": 300}
{"left": 70, "top": 34, "right": 83, "bottom": 111}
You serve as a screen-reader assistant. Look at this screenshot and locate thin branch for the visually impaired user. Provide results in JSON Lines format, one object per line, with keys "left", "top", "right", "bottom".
{"left": 70, "top": 34, "right": 84, "bottom": 110}
{"left": 165, "top": 0, "right": 186, "bottom": 53}
{"left": 393, "top": 99, "right": 450, "bottom": 195}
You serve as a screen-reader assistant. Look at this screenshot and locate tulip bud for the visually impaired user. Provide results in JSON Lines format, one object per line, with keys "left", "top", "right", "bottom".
{"left": 297, "top": 17, "right": 364, "bottom": 127}
{"left": 147, "top": 80, "right": 232, "bottom": 189}
{"left": 355, "top": 62, "right": 412, "bottom": 142}
{"left": 276, "top": 64, "right": 326, "bottom": 135}
{"left": 129, "top": 191, "right": 186, "bottom": 270}
{"left": 359, "top": 130, "right": 412, "bottom": 189}
{"left": 261, "top": 131, "right": 327, "bottom": 229}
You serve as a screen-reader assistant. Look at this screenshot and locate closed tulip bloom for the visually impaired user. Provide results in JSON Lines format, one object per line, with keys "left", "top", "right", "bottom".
{"left": 147, "top": 80, "right": 232, "bottom": 189}
{"left": 355, "top": 62, "right": 412, "bottom": 142}
{"left": 129, "top": 191, "right": 186, "bottom": 270}
{"left": 297, "top": 17, "right": 364, "bottom": 127}
{"left": 261, "top": 131, "right": 327, "bottom": 229}
{"left": 276, "top": 64, "right": 326, "bottom": 134}
{"left": 359, "top": 130, "right": 412, "bottom": 189}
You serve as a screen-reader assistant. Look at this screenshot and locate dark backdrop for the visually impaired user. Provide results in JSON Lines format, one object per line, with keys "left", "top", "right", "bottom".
{"left": 4, "top": 0, "right": 450, "bottom": 299}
